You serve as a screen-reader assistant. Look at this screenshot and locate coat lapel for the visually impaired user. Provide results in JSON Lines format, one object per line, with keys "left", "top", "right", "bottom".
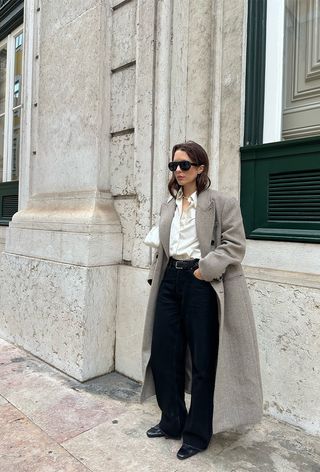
{"left": 159, "top": 198, "right": 176, "bottom": 259}
{"left": 196, "top": 190, "right": 216, "bottom": 257}
{"left": 159, "top": 189, "right": 215, "bottom": 259}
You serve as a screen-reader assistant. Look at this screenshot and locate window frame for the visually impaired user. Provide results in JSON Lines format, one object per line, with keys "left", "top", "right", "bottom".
{"left": 0, "top": 24, "right": 24, "bottom": 183}
{"left": 0, "top": 0, "right": 24, "bottom": 225}
{"left": 240, "top": 0, "right": 320, "bottom": 244}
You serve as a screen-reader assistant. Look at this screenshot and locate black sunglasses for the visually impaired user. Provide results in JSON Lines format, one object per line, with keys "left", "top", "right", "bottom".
{"left": 168, "top": 160, "right": 198, "bottom": 172}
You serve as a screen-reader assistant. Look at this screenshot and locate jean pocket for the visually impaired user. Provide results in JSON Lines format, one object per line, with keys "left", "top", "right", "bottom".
{"left": 191, "top": 268, "right": 201, "bottom": 280}
{"left": 192, "top": 271, "right": 207, "bottom": 283}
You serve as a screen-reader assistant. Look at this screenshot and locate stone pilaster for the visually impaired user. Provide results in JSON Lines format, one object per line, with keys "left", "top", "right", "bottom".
{"left": 0, "top": 0, "right": 122, "bottom": 381}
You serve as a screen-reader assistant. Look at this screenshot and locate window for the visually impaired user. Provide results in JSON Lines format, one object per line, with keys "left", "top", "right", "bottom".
{"left": 0, "top": 0, "right": 24, "bottom": 225}
{"left": 0, "top": 29, "right": 23, "bottom": 183}
{"left": 240, "top": 0, "right": 320, "bottom": 243}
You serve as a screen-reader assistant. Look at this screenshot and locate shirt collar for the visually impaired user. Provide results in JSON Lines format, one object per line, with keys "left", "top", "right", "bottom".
{"left": 176, "top": 188, "right": 197, "bottom": 207}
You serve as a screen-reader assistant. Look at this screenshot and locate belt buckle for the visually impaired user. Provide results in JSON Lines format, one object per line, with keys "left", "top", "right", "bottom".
{"left": 175, "top": 261, "right": 184, "bottom": 269}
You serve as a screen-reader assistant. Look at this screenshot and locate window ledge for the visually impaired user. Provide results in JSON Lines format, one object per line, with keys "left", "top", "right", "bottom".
{"left": 243, "top": 239, "right": 320, "bottom": 276}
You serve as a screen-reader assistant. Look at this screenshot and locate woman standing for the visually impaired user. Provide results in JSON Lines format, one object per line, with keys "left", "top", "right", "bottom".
{"left": 142, "top": 141, "right": 263, "bottom": 460}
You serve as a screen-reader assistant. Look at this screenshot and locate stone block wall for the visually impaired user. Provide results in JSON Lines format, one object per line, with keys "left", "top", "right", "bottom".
{"left": 110, "top": 0, "right": 137, "bottom": 263}
{"left": 112, "top": 0, "right": 320, "bottom": 437}
{"left": 0, "top": 227, "right": 7, "bottom": 254}
{"left": 0, "top": 0, "right": 319, "bottom": 436}
{"left": 245, "top": 267, "right": 320, "bottom": 435}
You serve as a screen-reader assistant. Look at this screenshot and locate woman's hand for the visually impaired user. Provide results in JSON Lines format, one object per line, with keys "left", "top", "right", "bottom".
{"left": 193, "top": 268, "right": 204, "bottom": 280}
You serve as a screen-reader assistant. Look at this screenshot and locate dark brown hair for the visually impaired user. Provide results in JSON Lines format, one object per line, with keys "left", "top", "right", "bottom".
{"left": 168, "top": 140, "right": 211, "bottom": 197}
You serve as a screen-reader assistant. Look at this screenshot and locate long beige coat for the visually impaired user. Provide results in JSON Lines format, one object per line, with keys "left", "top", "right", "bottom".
{"left": 141, "top": 188, "right": 263, "bottom": 434}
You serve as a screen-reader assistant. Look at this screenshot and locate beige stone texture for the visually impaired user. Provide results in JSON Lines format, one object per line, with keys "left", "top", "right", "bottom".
{"left": 0, "top": 1, "right": 122, "bottom": 383}
{"left": 111, "top": 66, "right": 136, "bottom": 133}
{"left": 248, "top": 276, "right": 320, "bottom": 435}
{"left": 244, "top": 240, "right": 320, "bottom": 275}
{"left": 38, "top": 0, "right": 98, "bottom": 38}
{"left": 169, "top": 0, "right": 214, "bottom": 145}
{"left": 115, "top": 265, "right": 150, "bottom": 381}
{"left": 0, "top": 253, "right": 118, "bottom": 381}
{"left": 169, "top": 0, "right": 190, "bottom": 142}
{"left": 35, "top": 2, "right": 102, "bottom": 195}
{"left": 63, "top": 405, "right": 320, "bottom": 471}
{"left": 110, "top": 133, "right": 135, "bottom": 196}
{"left": 151, "top": 0, "right": 173, "bottom": 223}
{"left": 185, "top": 0, "right": 213, "bottom": 144}
{"left": 0, "top": 403, "right": 88, "bottom": 472}
{"left": 111, "top": 0, "right": 128, "bottom": 7}
{"left": 0, "top": 227, "right": 7, "bottom": 254}
{"left": 114, "top": 197, "right": 137, "bottom": 262}
{"left": 212, "top": 0, "right": 247, "bottom": 196}
{"left": 130, "top": 0, "right": 157, "bottom": 268}
{"left": 0, "top": 395, "right": 8, "bottom": 406}
{"left": 6, "top": 190, "right": 122, "bottom": 266}
{"left": 0, "top": 339, "right": 126, "bottom": 443}
{"left": 2, "top": 337, "right": 319, "bottom": 472}
{"left": 111, "top": 0, "right": 137, "bottom": 69}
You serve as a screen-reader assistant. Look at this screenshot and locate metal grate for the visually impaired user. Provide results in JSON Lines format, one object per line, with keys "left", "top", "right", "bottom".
{"left": 0, "top": 0, "right": 11, "bottom": 9}
{"left": 268, "top": 169, "right": 320, "bottom": 221}
{"left": 2, "top": 194, "right": 18, "bottom": 218}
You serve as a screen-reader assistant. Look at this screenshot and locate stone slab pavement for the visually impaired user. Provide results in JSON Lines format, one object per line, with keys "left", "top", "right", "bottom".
{"left": 0, "top": 337, "right": 319, "bottom": 472}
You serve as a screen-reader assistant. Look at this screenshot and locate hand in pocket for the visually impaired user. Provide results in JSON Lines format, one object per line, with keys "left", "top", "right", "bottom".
{"left": 193, "top": 268, "right": 204, "bottom": 280}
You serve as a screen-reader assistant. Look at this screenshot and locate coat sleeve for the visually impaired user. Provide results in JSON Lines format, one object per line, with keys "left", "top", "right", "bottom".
{"left": 147, "top": 250, "right": 159, "bottom": 285}
{"left": 198, "top": 197, "right": 246, "bottom": 282}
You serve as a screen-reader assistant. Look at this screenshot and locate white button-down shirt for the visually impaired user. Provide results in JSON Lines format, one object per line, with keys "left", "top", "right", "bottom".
{"left": 169, "top": 189, "right": 201, "bottom": 260}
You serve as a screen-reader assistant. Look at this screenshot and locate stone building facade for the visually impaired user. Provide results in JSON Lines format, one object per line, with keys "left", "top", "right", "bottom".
{"left": 0, "top": 0, "right": 319, "bottom": 436}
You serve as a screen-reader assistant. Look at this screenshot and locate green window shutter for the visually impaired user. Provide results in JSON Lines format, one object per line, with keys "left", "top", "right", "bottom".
{"left": 0, "top": 181, "right": 19, "bottom": 225}
{"left": 0, "top": 0, "right": 24, "bottom": 42}
{"left": 241, "top": 1, "right": 320, "bottom": 243}
{"left": 240, "top": 137, "right": 320, "bottom": 242}
{"left": 268, "top": 170, "right": 320, "bottom": 222}
{"left": 243, "top": 0, "right": 267, "bottom": 146}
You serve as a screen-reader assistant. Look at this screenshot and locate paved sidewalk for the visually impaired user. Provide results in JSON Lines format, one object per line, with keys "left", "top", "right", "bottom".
{"left": 0, "top": 337, "right": 319, "bottom": 472}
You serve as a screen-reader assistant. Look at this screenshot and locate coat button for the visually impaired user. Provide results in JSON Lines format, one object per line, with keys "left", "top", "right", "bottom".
{"left": 211, "top": 240, "right": 214, "bottom": 245}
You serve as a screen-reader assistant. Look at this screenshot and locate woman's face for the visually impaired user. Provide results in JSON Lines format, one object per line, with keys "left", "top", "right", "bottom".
{"left": 172, "top": 150, "right": 203, "bottom": 187}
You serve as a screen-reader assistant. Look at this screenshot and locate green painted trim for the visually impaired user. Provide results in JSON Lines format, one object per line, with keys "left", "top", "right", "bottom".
{"left": 241, "top": 136, "right": 320, "bottom": 160}
{"left": 240, "top": 139, "right": 320, "bottom": 243}
{"left": 243, "top": 0, "right": 267, "bottom": 146}
{"left": 0, "top": 180, "right": 19, "bottom": 225}
{"left": 241, "top": 3, "right": 320, "bottom": 243}
{"left": 241, "top": 135, "right": 320, "bottom": 153}
{"left": 0, "top": 0, "right": 24, "bottom": 42}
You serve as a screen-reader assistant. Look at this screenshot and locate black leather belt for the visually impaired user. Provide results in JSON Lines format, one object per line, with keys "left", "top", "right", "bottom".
{"left": 168, "top": 258, "right": 199, "bottom": 270}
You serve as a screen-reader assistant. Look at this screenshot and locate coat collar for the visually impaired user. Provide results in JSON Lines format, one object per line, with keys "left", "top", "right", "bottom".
{"left": 159, "top": 189, "right": 215, "bottom": 258}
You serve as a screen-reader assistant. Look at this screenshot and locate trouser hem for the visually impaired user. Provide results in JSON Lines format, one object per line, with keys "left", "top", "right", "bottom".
{"left": 181, "top": 441, "right": 207, "bottom": 451}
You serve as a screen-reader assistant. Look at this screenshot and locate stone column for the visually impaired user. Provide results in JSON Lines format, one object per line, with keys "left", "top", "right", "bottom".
{"left": 0, "top": 0, "right": 122, "bottom": 381}
{"left": 169, "top": 0, "right": 213, "bottom": 151}
{"left": 209, "top": 0, "right": 247, "bottom": 195}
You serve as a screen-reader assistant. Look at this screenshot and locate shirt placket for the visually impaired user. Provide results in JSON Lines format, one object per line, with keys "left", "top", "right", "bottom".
{"left": 177, "top": 199, "right": 192, "bottom": 255}
{"left": 175, "top": 199, "right": 183, "bottom": 255}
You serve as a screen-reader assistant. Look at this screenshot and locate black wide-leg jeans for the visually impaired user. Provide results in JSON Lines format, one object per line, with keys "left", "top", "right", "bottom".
{"left": 150, "top": 262, "right": 219, "bottom": 450}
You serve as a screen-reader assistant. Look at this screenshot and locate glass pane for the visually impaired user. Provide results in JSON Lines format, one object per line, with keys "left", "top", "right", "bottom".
{"left": 282, "top": 1, "right": 320, "bottom": 139}
{"left": 11, "top": 108, "right": 20, "bottom": 181}
{"left": 13, "top": 32, "right": 23, "bottom": 108}
{"left": 0, "top": 115, "right": 4, "bottom": 183}
{"left": 0, "top": 45, "right": 7, "bottom": 115}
